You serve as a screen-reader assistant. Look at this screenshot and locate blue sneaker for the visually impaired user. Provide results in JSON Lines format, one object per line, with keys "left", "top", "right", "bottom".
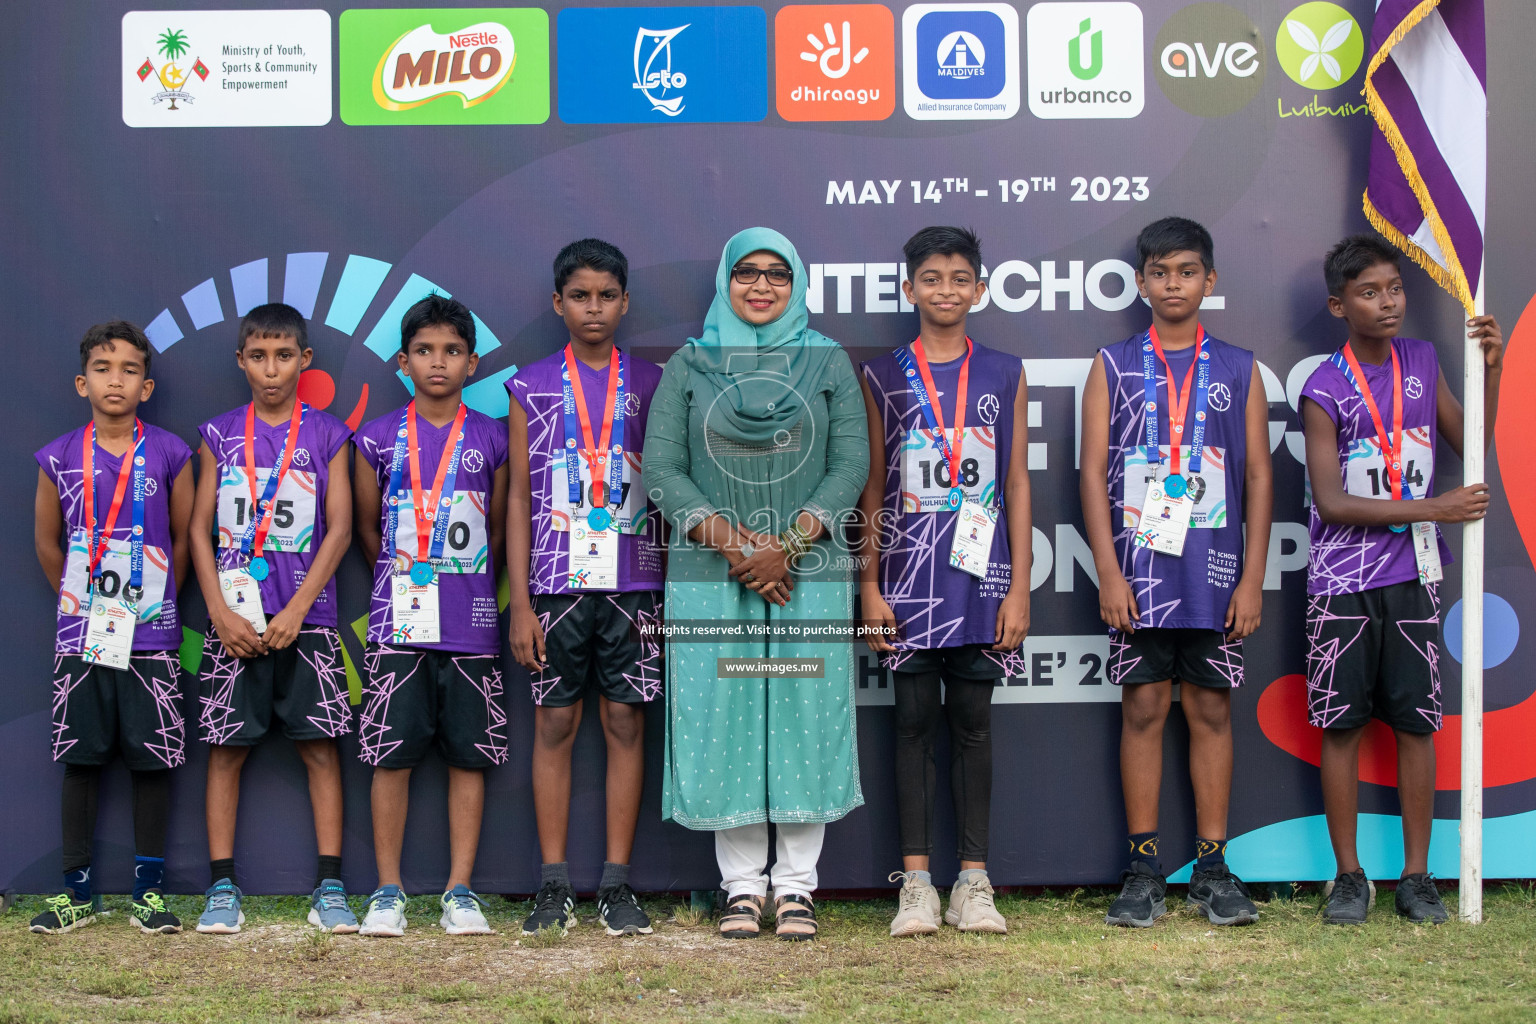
{"left": 196, "top": 879, "right": 245, "bottom": 934}
{"left": 308, "top": 879, "right": 360, "bottom": 934}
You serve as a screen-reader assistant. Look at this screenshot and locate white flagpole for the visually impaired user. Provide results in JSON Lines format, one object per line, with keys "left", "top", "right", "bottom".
{"left": 1459, "top": 265, "right": 1486, "bottom": 925}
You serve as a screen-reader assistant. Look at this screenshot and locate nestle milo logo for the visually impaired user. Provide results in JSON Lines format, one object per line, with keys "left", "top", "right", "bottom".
{"left": 372, "top": 21, "right": 516, "bottom": 110}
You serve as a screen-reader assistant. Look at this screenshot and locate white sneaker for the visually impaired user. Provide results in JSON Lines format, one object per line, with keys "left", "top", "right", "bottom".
{"left": 945, "top": 873, "right": 1007, "bottom": 934}
{"left": 359, "top": 885, "right": 407, "bottom": 937}
{"left": 439, "top": 885, "right": 494, "bottom": 935}
{"left": 888, "top": 871, "right": 941, "bottom": 937}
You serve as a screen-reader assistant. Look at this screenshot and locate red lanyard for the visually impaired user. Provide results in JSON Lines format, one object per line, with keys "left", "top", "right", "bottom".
{"left": 912, "top": 336, "right": 972, "bottom": 488}
{"left": 406, "top": 400, "right": 469, "bottom": 561}
{"left": 1148, "top": 324, "right": 1204, "bottom": 476}
{"left": 563, "top": 344, "right": 620, "bottom": 506}
{"left": 81, "top": 421, "right": 139, "bottom": 579}
{"left": 1341, "top": 341, "right": 1405, "bottom": 500}
{"left": 244, "top": 401, "right": 304, "bottom": 559}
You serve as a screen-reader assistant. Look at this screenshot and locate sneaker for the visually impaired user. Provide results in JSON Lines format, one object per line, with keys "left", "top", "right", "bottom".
{"left": 1323, "top": 869, "right": 1373, "bottom": 925}
{"left": 359, "top": 886, "right": 407, "bottom": 937}
{"left": 130, "top": 890, "right": 182, "bottom": 935}
{"left": 522, "top": 880, "right": 576, "bottom": 936}
{"left": 596, "top": 883, "right": 653, "bottom": 936}
{"left": 308, "top": 879, "right": 360, "bottom": 934}
{"left": 1106, "top": 862, "right": 1168, "bottom": 928}
{"left": 944, "top": 873, "right": 1007, "bottom": 934}
{"left": 29, "top": 892, "right": 100, "bottom": 934}
{"left": 196, "top": 879, "right": 245, "bottom": 934}
{"left": 888, "top": 870, "right": 941, "bottom": 937}
{"left": 1186, "top": 865, "right": 1259, "bottom": 926}
{"left": 1395, "top": 873, "right": 1449, "bottom": 924}
{"left": 439, "top": 885, "right": 493, "bottom": 935}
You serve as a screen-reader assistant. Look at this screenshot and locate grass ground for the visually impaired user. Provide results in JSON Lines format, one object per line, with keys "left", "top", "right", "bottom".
{"left": 2, "top": 883, "right": 1535, "bottom": 1023}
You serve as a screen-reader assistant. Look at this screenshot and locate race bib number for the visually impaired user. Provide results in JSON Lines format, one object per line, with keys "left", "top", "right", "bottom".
{"left": 83, "top": 596, "right": 136, "bottom": 670}
{"left": 59, "top": 530, "right": 170, "bottom": 623}
{"left": 1132, "top": 479, "right": 1193, "bottom": 556}
{"left": 391, "top": 575, "right": 440, "bottom": 644}
{"left": 1122, "top": 445, "right": 1228, "bottom": 530}
{"left": 217, "top": 466, "right": 318, "bottom": 553}
{"left": 1343, "top": 428, "right": 1433, "bottom": 501}
{"left": 900, "top": 426, "right": 998, "bottom": 513}
{"left": 549, "top": 449, "right": 649, "bottom": 535}
{"left": 390, "top": 489, "right": 489, "bottom": 574}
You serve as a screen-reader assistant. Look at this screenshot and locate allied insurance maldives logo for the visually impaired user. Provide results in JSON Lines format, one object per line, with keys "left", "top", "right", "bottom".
{"left": 339, "top": 8, "right": 549, "bottom": 125}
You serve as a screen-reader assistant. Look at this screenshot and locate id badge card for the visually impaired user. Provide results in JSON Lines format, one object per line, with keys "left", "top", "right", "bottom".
{"left": 567, "top": 522, "right": 618, "bottom": 590}
{"left": 217, "top": 567, "right": 268, "bottom": 634}
{"left": 391, "top": 575, "right": 441, "bottom": 644}
{"left": 1412, "top": 521, "right": 1443, "bottom": 584}
{"left": 1133, "top": 479, "right": 1193, "bottom": 556}
{"left": 83, "top": 594, "right": 136, "bottom": 670}
{"left": 948, "top": 500, "right": 998, "bottom": 579}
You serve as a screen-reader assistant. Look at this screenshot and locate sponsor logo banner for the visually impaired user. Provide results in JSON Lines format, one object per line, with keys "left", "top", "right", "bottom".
{"left": 1153, "top": 2, "right": 1266, "bottom": 118}
{"left": 1027, "top": 2, "right": 1144, "bottom": 120}
{"left": 1275, "top": 2, "right": 1364, "bottom": 90}
{"left": 902, "top": 3, "right": 1020, "bottom": 121}
{"left": 775, "top": 4, "right": 895, "bottom": 122}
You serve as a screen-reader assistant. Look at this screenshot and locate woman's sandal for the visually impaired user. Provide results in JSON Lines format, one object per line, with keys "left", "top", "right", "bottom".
{"left": 719, "top": 894, "right": 764, "bottom": 938}
{"left": 774, "top": 893, "right": 818, "bottom": 941}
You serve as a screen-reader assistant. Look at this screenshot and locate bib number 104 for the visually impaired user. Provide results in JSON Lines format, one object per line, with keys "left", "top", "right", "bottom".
{"left": 1364, "top": 461, "right": 1425, "bottom": 498}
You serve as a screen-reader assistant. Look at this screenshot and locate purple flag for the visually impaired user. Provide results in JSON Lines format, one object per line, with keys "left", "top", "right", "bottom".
{"left": 1363, "top": 0, "right": 1486, "bottom": 315}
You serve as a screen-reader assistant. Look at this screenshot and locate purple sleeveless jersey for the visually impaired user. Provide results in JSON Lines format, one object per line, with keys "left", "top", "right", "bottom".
{"left": 1101, "top": 331, "right": 1254, "bottom": 632}
{"left": 862, "top": 340, "right": 1022, "bottom": 651}
{"left": 36, "top": 422, "right": 192, "bottom": 653}
{"left": 356, "top": 403, "right": 508, "bottom": 654}
{"left": 507, "top": 349, "right": 664, "bottom": 595}
{"left": 1301, "top": 337, "right": 1451, "bottom": 596}
{"left": 200, "top": 405, "right": 351, "bottom": 627}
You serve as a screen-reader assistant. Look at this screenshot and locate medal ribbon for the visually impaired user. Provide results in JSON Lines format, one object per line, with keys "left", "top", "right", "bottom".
{"left": 1141, "top": 326, "right": 1210, "bottom": 476}
{"left": 405, "top": 400, "right": 469, "bottom": 565}
{"left": 1335, "top": 341, "right": 1405, "bottom": 501}
{"left": 240, "top": 401, "right": 305, "bottom": 561}
{"left": 895, "top": 337, "right": 972, "bottom": 496}
{"left": 561, "top": 345, "right": 625, "bottom": 509}
{"left": 81, "top": 420, "right": 145, "bottom": 596}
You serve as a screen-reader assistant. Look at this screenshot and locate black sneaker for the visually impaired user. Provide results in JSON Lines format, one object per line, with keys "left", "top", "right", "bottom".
{"left": 1323, "top": 869, "right": 1373, "bottom": 924}
{"left": 521, "top": 880, "right": 576, "bottom": 936}
{"left": 1187, "top": 865, "right": 1259, "bottom": 926}
{"left": 1395, "top": 873, "right": 1449, "bottom": 924}
{"left": 1106, "top": 862, "right": 1167, "bottom": 928}
{"left": 29, "top": 893, "right": 100, "bottom": 934}
{"left": 130, "top": 890, "right": 182, "bottom": 934}
{"left": 596, "top": 883, "right": 654, "bottom": 936}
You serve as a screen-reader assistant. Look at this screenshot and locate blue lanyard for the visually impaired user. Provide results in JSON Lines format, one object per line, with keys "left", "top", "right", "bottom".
{"left": 385, "top": 405, "right": 466, "bottom": 562}
{"left": 126, "top": 432, "right": 145, "bottom": 597}
{"left": 561, "top": 351, "right": 626, "bottom": 508}
{"left": 893, "top": 342, "right": 961, "bottom": 471}
{"left": 238, "top": 403, "right": 303, "bottom": 559}
{"left": 83, "top": 423, "right": 146, "bottom": 601}
{"left": 1139, "top": 330, "right": 1211, "bottom": 475}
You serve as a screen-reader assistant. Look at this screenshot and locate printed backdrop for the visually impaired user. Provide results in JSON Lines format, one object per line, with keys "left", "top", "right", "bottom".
{"left": 3, "top": 0, "right": 1535, "bottom": 895}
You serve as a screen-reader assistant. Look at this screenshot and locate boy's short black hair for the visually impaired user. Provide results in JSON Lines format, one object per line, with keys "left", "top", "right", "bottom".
{"left": 1323, "top": 234, "right": 1402, "bottom": 297}
{"left": 1136, "top": 217, "right": 1214, "bottom": 273}
{"left": 239, "top": 302, "right": 308, "bottom": 351}
{"left": 400, "top": 293, "right": 476, "bottom": 353}
{"left": 80, "top": 321, "right": 152, "bottom": 373}
{"left": 903, "top": 226, "right": 982, "bottom": 278}
{"left": 554, "top": 238, "right": 629, "bottom": 293}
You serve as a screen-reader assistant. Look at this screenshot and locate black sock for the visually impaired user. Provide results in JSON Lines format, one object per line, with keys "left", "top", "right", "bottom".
{"left": 1128, "top": 831, "right": 1161, "bottom": 874}
{"left": 1195, "top": 838, "right": 1228, "bottom": 871}
{"left": 61, "top": 763, "right": 100, "bottom": 895}
{"left": 316, "top": 855, "right": 343, "bottom": 889}
{"left": 210, "top": 858, "right": 236, "bottom": 888}
{"left": 130, "top": 769, "right": 170, "bottom": 859}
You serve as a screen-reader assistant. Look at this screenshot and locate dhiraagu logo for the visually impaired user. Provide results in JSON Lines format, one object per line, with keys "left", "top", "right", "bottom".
{"left": 1276, "top": 2, "right": 1364, "bottom": 90}
{"left": 340, "top": 8, "right": 548, "bottom": 125}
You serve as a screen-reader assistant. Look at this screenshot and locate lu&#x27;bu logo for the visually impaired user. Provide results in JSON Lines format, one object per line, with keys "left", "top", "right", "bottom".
{"left": 558, "top": 6, "right": 766, "bottom": 124}
{"left": 903, "top": 3, "right": 1019, "bottom": 121}
{"left": 1275, "top": 2, "right": 1364, "bottom": 89}
{"left": 1027, "top": 2, "right": 1143, "bottom": 120}
{"left": 1153, "top": 2, "right": 1266, "bottom": 118}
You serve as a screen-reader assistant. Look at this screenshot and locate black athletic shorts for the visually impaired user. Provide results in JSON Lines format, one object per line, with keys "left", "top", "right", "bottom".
{"left": 198, "top": 625, "right": 352, "bottom": 745}
{"left": 881, "top": 643, "right": 1012, "bottom": 681}
{"left": 357, "top": 644, "right": 508, "bottom": 769}
{"left": 1107, "top": 627, "right": 1244, "bottom": 690}
{"left": 530, "top": 591, "right": 663, "bottom": 707}
{"left": 52, "top": 651, "right": 186, "bottom": 770}
{"left": 1306, "top": 580, "right": 1442, "bottom": 734}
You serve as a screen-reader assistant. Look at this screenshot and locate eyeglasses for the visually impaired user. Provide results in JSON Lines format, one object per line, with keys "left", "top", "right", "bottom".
{"left": 731, "top": 265, "right": 793, "bottom": 286}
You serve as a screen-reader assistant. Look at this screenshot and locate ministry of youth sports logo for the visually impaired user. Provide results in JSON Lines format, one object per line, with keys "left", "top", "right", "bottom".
{"left": 1207, "top": 382, "right": 1232, "bottom": 412}
{"left": 633, "top": 25, "right": 688, "bottom": 116}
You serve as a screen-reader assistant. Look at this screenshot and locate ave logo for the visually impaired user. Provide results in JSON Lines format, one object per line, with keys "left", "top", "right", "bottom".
{"left": 1153, "top": 2, "right": 1266, "bottom": 117}
{"left": 1027, "top": 2, "right": 1144, "bottom": 120}
{"left": 775, "top": 5, "right": 894, "bottom": 121}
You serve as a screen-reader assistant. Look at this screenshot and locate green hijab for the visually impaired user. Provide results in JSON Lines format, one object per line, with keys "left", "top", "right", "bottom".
{"left": 679, "top": 227, "right": 842, "bottom": 445}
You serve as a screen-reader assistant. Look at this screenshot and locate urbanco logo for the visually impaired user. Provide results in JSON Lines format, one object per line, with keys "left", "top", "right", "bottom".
{"left": 1153, "top": 2, "right": 1266, "bottom": 118}
{"left": 775, "top": 5, "right": 894, "bottom": 121}
{"left": 1275, "top": 2, "right": 1364, "bottom": 90}
{"left": 902, "top": 3, "right": 1019, "bottom": 121}
{"left": 1027, "top": 2, "right": 1144, "bottom": 120}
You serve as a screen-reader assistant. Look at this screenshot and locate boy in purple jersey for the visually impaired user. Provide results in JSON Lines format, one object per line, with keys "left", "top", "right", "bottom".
{"left": 1082, "top": 218, "right": 1272, "bottom": 929}
{"left": 189, "top": 303, "right": 356, "bottom": 935}
{"left": 508, "top": 240, "right": 663, "bottom": 937}
{"left": 1301, "top": 235, "right": 1502, "bottom": 925}
{"left": 32, "top": 322, "right": 193, "bottom": 935}
{"left": 353, "top": 295, "right": 509, "bottom": 938}
{"left": 858, "top": 227, "right": 1031, "bottom": 937}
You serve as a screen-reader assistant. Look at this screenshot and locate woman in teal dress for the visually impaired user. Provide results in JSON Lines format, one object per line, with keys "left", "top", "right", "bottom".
{"left": 642, "top": 227, "right": 868, "bottom": 940}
